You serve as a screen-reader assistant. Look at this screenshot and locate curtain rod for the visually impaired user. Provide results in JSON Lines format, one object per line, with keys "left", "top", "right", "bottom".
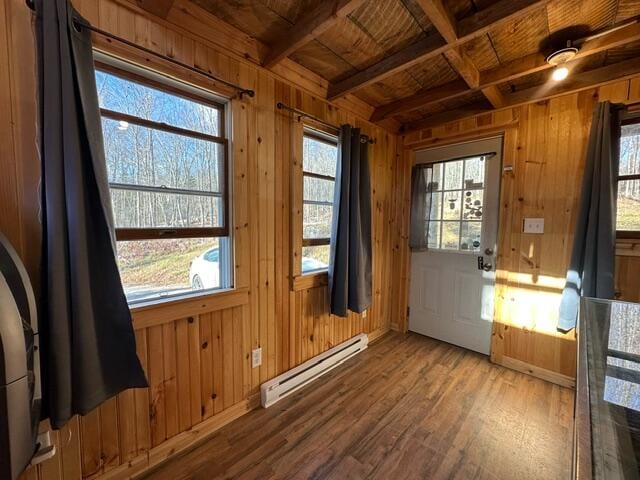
{"left": 276, "top": 102, "right": 376, "bottom": 144}
{"left": 25, "top": 0, "right": 255, "bottom": 99}
{"left": 413, "top": 152, "right": 496, "bottom": 168}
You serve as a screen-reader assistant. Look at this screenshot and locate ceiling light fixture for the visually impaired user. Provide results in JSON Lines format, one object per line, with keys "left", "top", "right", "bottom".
{"left": 546, "top": 45, "right": 578, "bottom": 82}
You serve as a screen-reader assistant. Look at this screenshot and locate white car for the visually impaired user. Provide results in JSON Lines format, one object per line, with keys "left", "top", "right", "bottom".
{"left": 190, "top": 249, "right": 327, "bottom": 290}
{"left": 189, "top": 247, "right": 220, "bottom": 290}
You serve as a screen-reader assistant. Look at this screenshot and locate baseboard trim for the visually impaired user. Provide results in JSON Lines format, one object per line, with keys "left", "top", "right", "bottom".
{"left": 367, "top": 326, "right": 391, "bottom": 344}
{"left": 90, "top": 454, "right": 148, "bottom": 480}
{"left": 498, "top": 355, "right": 575, "bottom": 389}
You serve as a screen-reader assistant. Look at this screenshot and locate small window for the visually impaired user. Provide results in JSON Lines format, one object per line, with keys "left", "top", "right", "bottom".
{"left": 302, "top": 129, "right": 338, "bottom": 273}
{"left": 426, "top": 156, "right": 485, "bottom": 252}
{"left": 95, "top": 65, "right": 232, "bottom": 304}
{"left": 617, "top": 119, "right": 640, "bottom": 235}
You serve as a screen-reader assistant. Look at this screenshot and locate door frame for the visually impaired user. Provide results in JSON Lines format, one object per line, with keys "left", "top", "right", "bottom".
{"left": 407, "top": 136, "right": 504, "bottom": 355}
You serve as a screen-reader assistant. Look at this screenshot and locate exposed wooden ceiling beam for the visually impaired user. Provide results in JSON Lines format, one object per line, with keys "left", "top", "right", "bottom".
{"left": 415, "top": 1, "right": 504, "bottom": 107}
{"left": 480, "top": 85, "right": 507, "bottom": 108}
{"left": 136, "top": 0, "right": 175, "bottom": 18}
{"left": 443, "top": 49, "right": 480, "bottom": 88}
{"left": 262, "top": 0, "right": 367, "bottom": 69}
{"left": 327, "top": 34, "right": 448, "bottom": 99}
{"left": 414, "top": 0, "right": 458, "bottom": 44}
{"left": 328, "top": 0, "right": 550, "bottom": 100}
{"left": 403, "top": 56, "right": 640, "bottom": 132}
{"left": 480, "top": 20, "right": 640, "bottom": 87}
{"left": 402, "top": 102, "right": 493, "bottom": 131}
{"left": 505, "top": 56, "right": 640, "bottom": 106}
{"left": 372, "top": 20, "right": 640, "bottom": 121}
{"left": 370, "top": 80, "right": 470, "bottom": 122}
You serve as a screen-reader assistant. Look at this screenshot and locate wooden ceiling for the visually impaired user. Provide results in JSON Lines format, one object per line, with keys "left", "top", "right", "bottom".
{"left": 143, "top": 0, "right": 640, "bottom": 130}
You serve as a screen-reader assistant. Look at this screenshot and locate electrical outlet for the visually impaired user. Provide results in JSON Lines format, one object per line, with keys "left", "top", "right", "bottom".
{"left": 523, "top": 217, "right": 544, "bottom": 234}
{"left": 252, "top": 347, "right": 262, "bottom": 368}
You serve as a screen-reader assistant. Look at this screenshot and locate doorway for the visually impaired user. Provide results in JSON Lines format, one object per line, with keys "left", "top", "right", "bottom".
{"left": 408, "top": 137, "right": 503, "bottom": 355}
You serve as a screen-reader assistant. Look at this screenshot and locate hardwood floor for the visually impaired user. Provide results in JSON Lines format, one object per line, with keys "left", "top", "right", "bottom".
{"left": 143, "top": 332, "right": 574, "bottom": 480}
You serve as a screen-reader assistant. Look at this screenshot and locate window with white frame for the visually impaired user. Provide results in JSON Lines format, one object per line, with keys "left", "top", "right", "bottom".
{"left": 95, "top": 64, "right": 232, "bottom": 304}
{"left": 301, "top": 129, "right": 338, "bottom": 273}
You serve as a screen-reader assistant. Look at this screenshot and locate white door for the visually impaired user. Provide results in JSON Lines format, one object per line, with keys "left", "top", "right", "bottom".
{"left": 409, "top": 137, "right": 502, "bottom": 355}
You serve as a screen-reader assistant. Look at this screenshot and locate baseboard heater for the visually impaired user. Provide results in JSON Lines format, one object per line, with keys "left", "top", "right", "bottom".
{"left": 261, "top": 333, "right": 369, "bottom": 408}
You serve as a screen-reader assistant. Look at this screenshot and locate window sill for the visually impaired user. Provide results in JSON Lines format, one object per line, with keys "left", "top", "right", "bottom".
{"left": 292, "top": 271, "right": 328, "bottom": 291}
{"left": 131, "top": 287, "right": 249, "bottom": 329}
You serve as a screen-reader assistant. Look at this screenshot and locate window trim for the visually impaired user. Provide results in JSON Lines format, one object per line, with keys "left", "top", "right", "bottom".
{"left": 617, "top": 113, "right": 640, "bottom": 239}
{"left": 97, "top": 64, "right": 230, "bottom": 242}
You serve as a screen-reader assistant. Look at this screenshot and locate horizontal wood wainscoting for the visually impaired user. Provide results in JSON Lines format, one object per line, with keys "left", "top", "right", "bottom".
{"left": 9, "top": 0, "right": 407, "bottom": 479}
{"left": 398, "top": 77, "right": 640, "bottom": 387}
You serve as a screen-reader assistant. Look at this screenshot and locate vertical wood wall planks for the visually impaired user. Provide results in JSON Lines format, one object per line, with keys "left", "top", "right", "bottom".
{"left": 147, "top": 325, "right": 166, "bottom": 447}
{"left": 199, "top": 312, "right": 214, "bottom": 419}
{"left": 175, "top": 318, "right": 192, "bottom": 433}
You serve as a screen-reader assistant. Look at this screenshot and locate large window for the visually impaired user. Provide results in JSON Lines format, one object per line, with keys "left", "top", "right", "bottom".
{"left": 618, "top": 119, "right": 640, "bottom": 235}
{"left": 95, "top": 64, "right": 232, "bottom": 304}
{"left": 302, "top": 129, "right": 338, "bottom": 273}
{"left": 425, "top": 156, "right": 486, "bottom": 252}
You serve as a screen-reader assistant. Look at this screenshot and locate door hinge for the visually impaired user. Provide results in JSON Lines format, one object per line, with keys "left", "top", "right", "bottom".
{"left": 406, "top": 306, "right": 410, "bottom": 318}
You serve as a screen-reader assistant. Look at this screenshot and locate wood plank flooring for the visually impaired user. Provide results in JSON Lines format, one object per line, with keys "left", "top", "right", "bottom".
{"left": 142, "top": 332, "right": 574, "bottom": 480}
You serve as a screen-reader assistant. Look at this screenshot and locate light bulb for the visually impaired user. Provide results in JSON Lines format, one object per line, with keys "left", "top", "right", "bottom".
{"left": 552, "top": 66, "right": 569, "bottom": 81}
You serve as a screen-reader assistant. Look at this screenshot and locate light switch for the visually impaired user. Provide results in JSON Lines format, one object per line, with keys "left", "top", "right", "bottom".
{"left": 523, "top": 218, "right": 544, "bottom": 234}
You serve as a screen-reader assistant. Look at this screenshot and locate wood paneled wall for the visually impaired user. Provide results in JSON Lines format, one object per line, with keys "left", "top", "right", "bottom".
{"left": 399, "top": 77, "right": 640, "bottom": 386}
{"left": 0, "top": 0, "right": 40, "bottom": 285}
{"left": 5, "top": 0, "right": 640, "bottom": 477}
{"left": 1, "top": 0, "right": 406, "bottom": 478}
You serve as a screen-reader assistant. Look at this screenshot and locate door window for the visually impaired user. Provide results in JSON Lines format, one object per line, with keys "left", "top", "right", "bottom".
{"left": 426, "top": 156, "right": 486, "bottom": 252}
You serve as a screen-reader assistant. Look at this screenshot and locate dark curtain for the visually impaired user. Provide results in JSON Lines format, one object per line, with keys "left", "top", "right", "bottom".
{"left": 328, "top": 125, "right": 372, "bottom": 317}
{"left": 409, "top": 165, "right": 434, "bottom": 250}
{"left": 557, "top": 102, "right": 621, "bottom": 332}
{"left": 36, "top": 0, "right": 147, "bottom": 429}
